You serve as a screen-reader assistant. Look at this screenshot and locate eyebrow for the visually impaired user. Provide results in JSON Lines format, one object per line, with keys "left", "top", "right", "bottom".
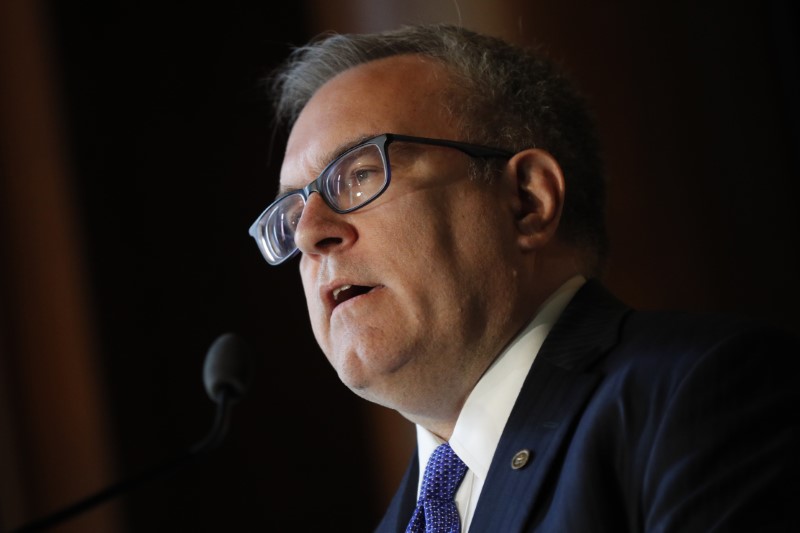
{"left": 276, "top": 132, "right": 382, "bottom": 198}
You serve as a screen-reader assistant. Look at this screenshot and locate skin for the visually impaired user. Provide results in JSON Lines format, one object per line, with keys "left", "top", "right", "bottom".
{"left": 281, "top": 54, "right": 580, "bottom": 440}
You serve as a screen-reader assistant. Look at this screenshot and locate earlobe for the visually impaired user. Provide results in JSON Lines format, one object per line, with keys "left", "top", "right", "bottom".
{"left": 510, "top": 148, "right": 565, "bottom": 251}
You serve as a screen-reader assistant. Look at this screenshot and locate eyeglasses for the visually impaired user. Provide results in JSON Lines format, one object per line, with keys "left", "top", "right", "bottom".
{"left": 249, "top": 133, "right": 513, "bottom": 266}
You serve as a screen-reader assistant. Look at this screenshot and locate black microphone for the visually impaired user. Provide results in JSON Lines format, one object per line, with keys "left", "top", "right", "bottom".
{"left": 10, "top": 332, "right": 255, "bottom": 533}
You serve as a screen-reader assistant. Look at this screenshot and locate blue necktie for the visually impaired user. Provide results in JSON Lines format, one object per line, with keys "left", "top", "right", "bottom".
{"left": 405, "top": 443, "right": 468, "bottom": 533}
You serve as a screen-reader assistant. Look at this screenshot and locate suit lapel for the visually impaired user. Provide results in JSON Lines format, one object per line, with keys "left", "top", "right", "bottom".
{"left": 468, "top": 280, "right": 630, "bottom": 532}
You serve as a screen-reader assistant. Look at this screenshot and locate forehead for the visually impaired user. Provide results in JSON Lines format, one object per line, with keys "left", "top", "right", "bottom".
{"left": 280, "top": 55, "right": 462, "bottom": 189}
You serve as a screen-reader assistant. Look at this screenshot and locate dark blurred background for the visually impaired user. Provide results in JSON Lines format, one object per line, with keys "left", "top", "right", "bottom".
{"left": 1, "top": 1, "right": 797, "bottom": 532}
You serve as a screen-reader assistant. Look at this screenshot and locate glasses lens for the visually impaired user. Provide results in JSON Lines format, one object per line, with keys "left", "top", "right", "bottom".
{"left": 262, "top": 192, "right": 305, "bottom": 264}
{"left": 322, "top": 143, "right": 387, "bottom": 211}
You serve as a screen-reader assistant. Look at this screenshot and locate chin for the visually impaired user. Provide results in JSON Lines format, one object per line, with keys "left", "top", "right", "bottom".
{"left": 345, "top": 382, "right": 400, "bottom": 412}
{"left": 332, "top": 343, "right": 414, "bottom": 392}
{"left": 335, "top": 360, "right": 389, "bottom": 402}
{"left": 332, "top": 356, "right": 370, "bottom": 390}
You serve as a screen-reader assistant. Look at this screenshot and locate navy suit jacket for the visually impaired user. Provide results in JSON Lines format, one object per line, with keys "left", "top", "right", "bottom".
{"left": 374, "top": 280, "right": 800, "bottom": 532}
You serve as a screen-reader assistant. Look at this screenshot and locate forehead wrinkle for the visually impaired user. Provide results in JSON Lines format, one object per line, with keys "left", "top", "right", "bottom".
{"left": 277, "top": 131, "right": 384, "bottom": 197}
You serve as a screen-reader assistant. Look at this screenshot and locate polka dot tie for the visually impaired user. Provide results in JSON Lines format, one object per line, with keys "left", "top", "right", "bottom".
{"left": 405, "top": 443, "right": 468, "bottom": 533}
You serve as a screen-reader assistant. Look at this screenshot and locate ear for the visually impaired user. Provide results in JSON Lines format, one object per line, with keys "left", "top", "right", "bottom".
{"left": 508, "top": 148, "right": 565, "bottom": 251}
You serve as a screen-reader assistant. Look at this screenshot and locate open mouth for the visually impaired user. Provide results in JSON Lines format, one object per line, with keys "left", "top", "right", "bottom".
{"left": 332, "top": 284, "right": 372, "bottom": 305}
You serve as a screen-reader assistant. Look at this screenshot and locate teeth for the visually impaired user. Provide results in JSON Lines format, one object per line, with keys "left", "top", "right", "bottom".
{"left": 333, "top": 284, "right": 352, "bottom": 302}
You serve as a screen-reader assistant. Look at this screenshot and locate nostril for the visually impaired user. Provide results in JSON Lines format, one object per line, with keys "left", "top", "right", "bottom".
{"left": 316, "top": 236, "right": 343, "bottom": 250}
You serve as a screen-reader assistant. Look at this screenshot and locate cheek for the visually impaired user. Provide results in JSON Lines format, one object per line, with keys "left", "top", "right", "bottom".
{"left": 414, "top": 192, "right": 509, "bottom": 268}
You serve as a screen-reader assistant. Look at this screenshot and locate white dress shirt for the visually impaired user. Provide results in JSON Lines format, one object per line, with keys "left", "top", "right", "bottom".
{"left": 412, "top": 275, "right": 586, "bottom": 531}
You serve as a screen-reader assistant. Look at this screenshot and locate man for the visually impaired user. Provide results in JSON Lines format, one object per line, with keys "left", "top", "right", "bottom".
{"left": 248, "top": 23, "right": 799, "bottom": 532}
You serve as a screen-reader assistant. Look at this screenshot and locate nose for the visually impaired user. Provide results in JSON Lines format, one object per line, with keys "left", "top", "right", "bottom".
{"left": 293, "top": 192, "right": 357, "bottom": 259}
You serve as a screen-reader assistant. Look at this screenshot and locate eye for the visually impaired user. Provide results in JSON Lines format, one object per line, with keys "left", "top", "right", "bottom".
{"left": 288, "top": 206, "right": 302, "bottom": 228}
{"left": 270, "top": 194, "right": 304, "bottom": 235}
{"left": 351, "top": 166, "right": 381, "bottom": 187}
{"left": 324, "top": 145, "right": 387, "bottom": 210}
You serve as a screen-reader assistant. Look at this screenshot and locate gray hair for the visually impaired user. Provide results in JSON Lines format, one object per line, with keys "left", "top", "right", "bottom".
{"left": 266, "top": 23, "right": 608, "bottom": 274}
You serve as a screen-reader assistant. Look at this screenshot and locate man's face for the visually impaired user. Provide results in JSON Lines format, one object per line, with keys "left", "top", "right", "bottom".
{"left": 280, "top": 55, "right": 525, "bottom": 424}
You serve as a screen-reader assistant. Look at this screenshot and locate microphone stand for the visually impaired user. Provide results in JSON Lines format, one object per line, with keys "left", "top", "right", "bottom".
{"left": 11, "top": 388, "right": 234, "bottom": 533}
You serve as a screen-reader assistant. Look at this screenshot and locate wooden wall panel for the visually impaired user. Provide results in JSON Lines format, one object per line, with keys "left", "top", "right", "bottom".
{"left": 0, "top": 0, "right": 122, "bottom": 531}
